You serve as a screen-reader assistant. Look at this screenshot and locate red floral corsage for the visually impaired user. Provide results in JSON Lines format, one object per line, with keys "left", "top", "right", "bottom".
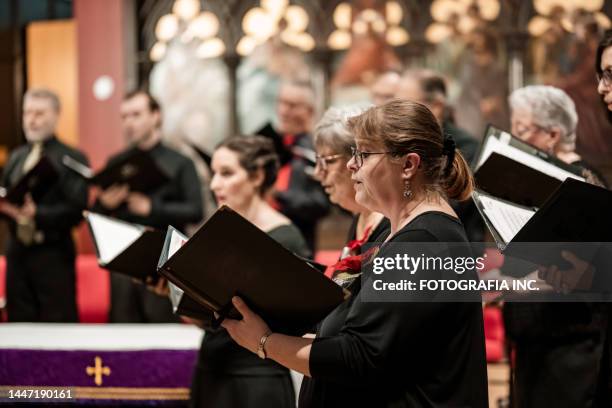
{"left": 326, "top": 246, "right": 379, "bottom": 288}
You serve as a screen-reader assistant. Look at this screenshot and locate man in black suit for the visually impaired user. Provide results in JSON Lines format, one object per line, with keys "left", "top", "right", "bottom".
{"left": 0, "top": 88, "right": 89, "bottom": 322}
{"left": 257, "top": 79, "right": 329, "bottom": 251}
{"left": 92, "top": 90, "right": 203, "bottom": 323}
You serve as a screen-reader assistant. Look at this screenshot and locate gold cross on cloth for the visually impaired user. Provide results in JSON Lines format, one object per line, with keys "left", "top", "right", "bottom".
{"left": 86, "top": 356, "right": 111, "bottom": 386}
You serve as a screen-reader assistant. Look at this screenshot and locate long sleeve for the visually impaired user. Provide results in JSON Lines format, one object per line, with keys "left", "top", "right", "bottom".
{"left": 35, "top": 151, "right": 89, "bottom": 230}
{"left": 148, "top": 158, "right": 203, "bottom": 227}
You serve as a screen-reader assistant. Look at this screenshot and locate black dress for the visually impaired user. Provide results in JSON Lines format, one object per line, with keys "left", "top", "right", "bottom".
{"left": 190, "top": 223, "right": 311, "bottom": 408}
{"left": 503, "top": 161, "right": 609, "bottom": 408}
{"left": 299, "top": 212, "right": 488, "bottom": 408}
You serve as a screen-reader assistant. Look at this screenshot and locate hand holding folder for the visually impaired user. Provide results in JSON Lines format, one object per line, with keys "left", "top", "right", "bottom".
{"left": 63, "top": 149, "right": 169, "bottom": 193}
{"left": 157, "top": 206, "right": 347, "bottom": 335}
{"left": 0, "top": 156, "right": 58, "bottom": 205}
{"left": 85, "top": 212, "right": 166, "bottom": 282}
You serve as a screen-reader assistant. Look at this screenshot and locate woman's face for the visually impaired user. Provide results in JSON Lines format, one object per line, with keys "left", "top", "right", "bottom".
{"left": 511, "top": 108, "right": 559, "bottom": 153}
{"left": 314, "top": 144, "right": 359, "bottom": 213}
{"left": 347, "top": 139, "right": 404, "bottom": 215}
{"left": 598, "top": 46, "right": 612, "bottom": 111}
{"left": 210, "top": 147, "right": 259, "bottom": 210}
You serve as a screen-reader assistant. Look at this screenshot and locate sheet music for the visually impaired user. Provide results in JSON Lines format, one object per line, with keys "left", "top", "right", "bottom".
{"left": 478, "top": 194, "right": 535, "bottom": 244}
{"left": 168, "top": 228, "right": 188, "bottom": 258}
{"left": 88, "top": 213, "right": 144, "bottom": 264}
{"left": 168, "top": 282, "right": 185, "bottom": 313}
{"left": 477, "top": 136, "right": 585, "bottom": 182}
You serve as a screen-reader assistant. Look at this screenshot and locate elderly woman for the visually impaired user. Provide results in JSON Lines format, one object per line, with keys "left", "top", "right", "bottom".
{"left": 313, "top": 106, "right": 389, "bottom": 276}
{"left": 505, "top": 85, "right": 607, "bottom": 408}
{"left": 220, "top": 100, "right": 488, "bottom": 407}
{"left": 509, "top": 85, "right": 605, "bottom": 182}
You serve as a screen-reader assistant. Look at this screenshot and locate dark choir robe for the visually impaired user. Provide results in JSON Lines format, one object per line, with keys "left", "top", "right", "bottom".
{"left": 2, "top": 136, "right": 89, "bottom": 322}
{"left": 190, "top": 223, "right": 311, "bottom": 408}
{"left": 92, "top": 142, "right": 203, "bottom": 323}
{"left": 299, "top": 212, "right": 488, "bottom": 408}
{"left": 256, "top": 123, "right": 330, "bottom": 251}
{"left": 503, "top": 163, "right": 610, "bottom": 408}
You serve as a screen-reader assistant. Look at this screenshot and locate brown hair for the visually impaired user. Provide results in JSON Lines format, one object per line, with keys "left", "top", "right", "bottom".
{"left": 215, "top": 135, "right": 280, "bottom": 195}
{"left": 347, "top": 99, "right": 474, "bottom": 201}
{"left": 124, "top": 89, "right": 160, "bottom": 113}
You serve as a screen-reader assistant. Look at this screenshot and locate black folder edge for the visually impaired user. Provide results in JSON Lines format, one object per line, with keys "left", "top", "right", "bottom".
{"left": 84, "top": 211, "right": 163, "bottom": 282}
{"left": 157, "top": 224, "right": 227, "bottom": 326}
{"left": 473, "top": 179, "right": 609, "bottom": 268}
{"left": 1, "top": 156, "right": 59, "bottom": 204}
{"left": 474, "top": 124, "right": 584, "bottom": 177}
{"left": 157, "top": 206, "right": 348, "bottom": 330}
{"left": 62, "top": 150, "right": 170, "bottom": 191}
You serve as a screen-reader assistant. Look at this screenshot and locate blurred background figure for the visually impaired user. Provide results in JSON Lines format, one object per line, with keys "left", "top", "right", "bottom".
{"left": 256, "top": 79, "right": 330, "bottom": 252}
{"left": 370, "top": 70, "right": 400, "bottom": 106}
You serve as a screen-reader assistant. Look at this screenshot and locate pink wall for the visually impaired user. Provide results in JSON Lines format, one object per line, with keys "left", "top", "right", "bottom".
{"left": 74, "top": 0, "right": 129, "bottom": 253}
{"left": 74, "top": 0, "right": 125, "bottom": 171}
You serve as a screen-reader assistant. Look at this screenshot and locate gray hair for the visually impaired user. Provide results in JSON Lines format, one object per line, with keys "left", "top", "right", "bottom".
{"left": 24, "top": 88, "right": 61, "bottom": 112}
{"left": 314, "top": 105, "right": 368, "bottom": 155}
{"left": 509, "top": 85, "right": 578, "bottom": 150}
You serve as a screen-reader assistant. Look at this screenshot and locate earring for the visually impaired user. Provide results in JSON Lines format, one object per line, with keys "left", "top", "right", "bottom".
{"left": 403, "top": 179, "right": 412, "bottom": 199}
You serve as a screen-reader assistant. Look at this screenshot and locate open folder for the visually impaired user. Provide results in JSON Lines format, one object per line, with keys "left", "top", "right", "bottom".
{"left": 473, "top": 178, "right": 612, "bottom": 268}
{"left": 474, "top": 125, "right": 585, "bottom": 207}
{"left": 0, "top": 156, "right": 58, "bottom": 205}
{"left": 157, "top": 206, "right": 347, "bottom": 335}
{"left": 85, "top": 212, "right": 166, "bottom": 282}
{"left": 63, "top": 149, "right": 169, "bottom": 193}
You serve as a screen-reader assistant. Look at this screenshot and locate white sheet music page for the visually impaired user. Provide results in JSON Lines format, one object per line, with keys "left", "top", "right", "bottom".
{"left": 168, "top": 228, "right": 188, "bottom": 258}
{"left": 88, "top": 213, "right": 144, "bottom": 265}
{"left": 479, "top": 195, "right": 536, "bottom": 244}
{"left": 477, "top": 136, "right": 585, "bottom": 182}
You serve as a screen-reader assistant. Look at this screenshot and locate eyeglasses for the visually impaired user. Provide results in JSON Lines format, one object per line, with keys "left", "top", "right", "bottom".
{"left": 350, "top": 146, "right": 395, "bottom": 169}
{"left": 315, "top": 153, "right": 344, "bottom": 172}
{"left": 513, "top": 123, "right": 547, "bottom": 139}
{"left": 596, "top": 69, "right": 612, "bottom": 87}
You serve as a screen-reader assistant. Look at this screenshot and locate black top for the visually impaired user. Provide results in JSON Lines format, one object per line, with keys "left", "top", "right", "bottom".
{"left": 92, "top": 143, "right": 203, "bottom": 233}
{"left": 257, "top": 123, "right": 330, "bottom": 251}
{"left": 198, "top": 223, "right": 311, "bottom": 375}
{"left": 300, "top": 212, "right": 488, "bottom": 408}
{"left": 1, "top": 137, "right": 89, "bottom": 246}
{"left": 345, "top": 215, "right": 391, "bottom": 245}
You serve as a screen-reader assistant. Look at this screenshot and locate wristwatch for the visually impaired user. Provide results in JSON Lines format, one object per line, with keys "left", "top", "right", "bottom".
{"left": 257, "top": 332, "right": 273, "bottom": 359}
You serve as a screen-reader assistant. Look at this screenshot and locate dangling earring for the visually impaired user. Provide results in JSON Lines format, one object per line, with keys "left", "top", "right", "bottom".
{"left": 403, "top": 179, "right": 412, "bottom": 199}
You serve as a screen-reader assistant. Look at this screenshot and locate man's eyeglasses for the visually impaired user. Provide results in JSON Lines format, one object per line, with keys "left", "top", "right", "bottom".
{"left": 513, "top": 123, "right": 547, "bottom": 139}
{"left": 315, "top": 153, "right": 344, "bottom": 172}
{"left": 596, "top": 69, "right": 612, "bottom": 87}
{"left": 350, "top": 146, "right": 396, "bottom": 168}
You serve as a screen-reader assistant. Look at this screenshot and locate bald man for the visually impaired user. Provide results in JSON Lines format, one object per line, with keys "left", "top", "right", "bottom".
{"left": 370, "top": 71, "right": 401, "bottom": 106}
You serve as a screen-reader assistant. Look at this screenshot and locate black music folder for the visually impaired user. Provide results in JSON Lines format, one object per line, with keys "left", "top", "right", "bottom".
{"left": 473, "top": 178, "right": 612, "bottom": 268}
{"left": 157, "top": 205, "right": 347, "bottom": 335}
{"left": 85, "top": 212, "right": 166, "bottom": 282}
{"left": 473, "top": 125, "right": 584, "bottom": 207}
{"left": 168, "top": 281, "right": 214, "bottom": 324}
{"left": 63, "top": 149, "right": 169, "bottom": 193}
{"left": 0, "top": 156, "right": 58, "bottom": 205}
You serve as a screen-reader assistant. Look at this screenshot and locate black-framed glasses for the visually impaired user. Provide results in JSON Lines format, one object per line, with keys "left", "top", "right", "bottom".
{"left": 315, "top": 153, "right": 344, "bottom": 171}
{"left": 350, "top": 146, "right": 396, "bottom": 168}
{"left": 596, "top": 69, "right": 612, "bottom": 87}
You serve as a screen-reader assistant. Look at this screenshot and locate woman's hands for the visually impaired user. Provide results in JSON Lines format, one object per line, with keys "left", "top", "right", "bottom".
{"left": 220, "top": 296, "right": 272, "bottom": 354}
{"left": 537, "top": 251, "right": 594, "bottom": 293}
